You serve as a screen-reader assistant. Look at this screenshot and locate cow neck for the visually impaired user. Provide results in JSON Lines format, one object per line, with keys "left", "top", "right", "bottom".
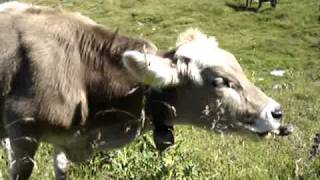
{"left": 78, "top": 26, "right": 143, "bottom": 99}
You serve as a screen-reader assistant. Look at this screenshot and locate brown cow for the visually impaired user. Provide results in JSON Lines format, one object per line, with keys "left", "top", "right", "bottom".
{"left": 0, "top": 2, "right": 293, "bottom": 180}
{"left": 0, "top": 2, "right": 181, "bottom": 179}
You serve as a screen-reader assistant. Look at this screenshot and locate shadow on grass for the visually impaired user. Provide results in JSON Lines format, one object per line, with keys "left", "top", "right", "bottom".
{"left": 311, "top": 41, "right": 320, "bottom": 50}
{"left": 225, "top": 2, "right": 274, "bottom": 13}
{"left": 225, "top": 2, "right": 258, "bottom": 12}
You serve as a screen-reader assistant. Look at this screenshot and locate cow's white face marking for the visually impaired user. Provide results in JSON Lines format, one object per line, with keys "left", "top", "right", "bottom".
{"left": 174, "top": 29, "right": 243, "bottom": 84}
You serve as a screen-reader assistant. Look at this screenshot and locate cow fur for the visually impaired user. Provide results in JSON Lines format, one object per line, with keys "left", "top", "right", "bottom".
{"left": 0, "top": 3, "right": 166, "bottom": 180}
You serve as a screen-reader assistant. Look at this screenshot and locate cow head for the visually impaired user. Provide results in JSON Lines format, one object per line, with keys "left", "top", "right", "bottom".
{"left": 171, "top": 28, "right": 294, "bottom": 136}
{"left": 122, "top": 28, "right": 293, "bottom": 136}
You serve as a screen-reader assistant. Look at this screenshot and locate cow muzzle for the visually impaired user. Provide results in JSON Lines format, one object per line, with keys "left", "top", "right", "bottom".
{"left": 244, "top": 98, "right": 293, "bottom": 136}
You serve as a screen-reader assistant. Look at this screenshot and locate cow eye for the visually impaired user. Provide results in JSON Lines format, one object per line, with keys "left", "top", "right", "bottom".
{"left": 211, "top": 77, "right": 231, "bottom": 88}
{"left": 179, "top": 56, "right": 191, "bottom": 64}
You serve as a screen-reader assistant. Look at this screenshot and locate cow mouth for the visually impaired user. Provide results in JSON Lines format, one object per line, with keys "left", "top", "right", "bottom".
{"left": 200, "top": 106, "right": 294, "bottom": 137}
{"left": 271, "top": 125, "right": 294, "bottom": 136}
{"left": 240, "top": 121, "right": 294, "bottom": 137}
{"left": 249, "top": 124, "right": 294, "bottom": 137}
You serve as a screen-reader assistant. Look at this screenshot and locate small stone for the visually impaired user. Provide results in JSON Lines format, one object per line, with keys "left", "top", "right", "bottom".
{"left": 270, "top": 70, "right": 285, "bottom": 77}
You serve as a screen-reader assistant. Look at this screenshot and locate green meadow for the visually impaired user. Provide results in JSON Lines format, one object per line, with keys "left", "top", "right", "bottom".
{"left": 0, "top": 0, "right": 319, "bottom": 179}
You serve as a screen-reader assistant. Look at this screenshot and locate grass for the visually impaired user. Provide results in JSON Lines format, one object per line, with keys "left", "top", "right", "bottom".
{"left": 0, "top": 0, "right": 320, "bottom": 179}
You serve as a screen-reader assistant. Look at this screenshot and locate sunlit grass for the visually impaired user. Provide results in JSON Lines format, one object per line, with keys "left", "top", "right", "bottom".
{"left": 0, "top": 0, "right": 319, "bottom": 179}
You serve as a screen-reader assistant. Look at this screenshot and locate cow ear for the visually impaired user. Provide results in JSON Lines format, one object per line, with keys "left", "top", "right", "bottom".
{"left": 122, "top": 51, "right": 180, "bottom": 87}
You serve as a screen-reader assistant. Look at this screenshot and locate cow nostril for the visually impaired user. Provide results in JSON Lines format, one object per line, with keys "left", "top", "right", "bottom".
{"left": 271, "top": 108, "right": 283, "bottom": 119}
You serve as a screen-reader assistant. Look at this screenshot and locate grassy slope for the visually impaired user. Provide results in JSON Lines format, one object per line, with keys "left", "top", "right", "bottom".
{"left": 0, "top": 0, "right": 319, "bottom": 179}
